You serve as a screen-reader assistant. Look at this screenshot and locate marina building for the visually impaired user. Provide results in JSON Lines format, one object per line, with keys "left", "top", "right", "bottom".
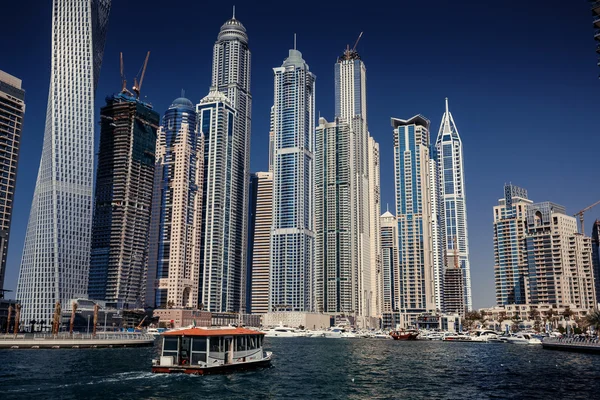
{"left": 0, "top": 71, "right": 25, "bottom": 293}
{"left": 247, "top": 172, "right": 273, "bottom": 314}
{"left": 16, "top": 0, "right": 111, "bottom": 324}
{"left": 392, "top": 115, "right": 436, "bottom": 328}
{"left": 525, "top": 202, "right": 596, "bottom": 309}
{"left": 380, "top": 211, "right": 399, "bottom": 317}
{"left": 208, "top": 13, "right": 252, "bottom": 313}
{"left": 270, "top": 47, "right": 316, "bottom": 312}
{"left": 493, "top": 185, "right": 532, "bottom": 305}
{"left": 146, "top": 97, "right": 203, "bottom": 309}
{"left": 368, "top": 136, "right": 382, "bottom": 320}
{"left": 592, "top": 220, "right": 600, "bottom": 305}
{"left": 88, "top": 91, "right": 159, "bottom": 309}
{"left": 196, "top": 91, "right": 239, "bottom": 313}
{"left": 434, "top": 99, "right": 472, "bottom": 311}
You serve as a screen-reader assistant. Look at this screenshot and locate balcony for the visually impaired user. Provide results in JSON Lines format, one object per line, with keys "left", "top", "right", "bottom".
{"left": 595, "top": 29, "right": 600, "bottom": 41}
{"left": 593, "top": 1, "right": 600, "bottom": 16}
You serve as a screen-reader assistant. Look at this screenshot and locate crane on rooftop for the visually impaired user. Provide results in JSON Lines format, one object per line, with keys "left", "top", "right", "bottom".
{"left": 132, "top": 51, "right": 150, "bottom": 99}
{"left": 574, "top": 199, "right": 600, "bottom": 234}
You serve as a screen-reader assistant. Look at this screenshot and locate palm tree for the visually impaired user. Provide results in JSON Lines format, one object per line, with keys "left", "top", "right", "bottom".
{"left": 586, "top": 309, "right": 600, "bottom": 333}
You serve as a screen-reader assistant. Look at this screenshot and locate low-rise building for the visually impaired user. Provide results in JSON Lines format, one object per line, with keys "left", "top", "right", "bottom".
{"left": 262, "top": 312, "right": 332, "bottom": 330}
{"left": 153, "top": 309, "right": 211, "bottom": 329}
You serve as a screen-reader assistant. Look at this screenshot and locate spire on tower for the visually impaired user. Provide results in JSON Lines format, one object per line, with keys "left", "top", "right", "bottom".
{"left": 445, "top": 97, "right": 449, "bottom": 115}
{"left": 232, "top": 5, "right": 235, "bottom": 18}
{"left": 294, "top": 33, "right": 297, "bottom": 50}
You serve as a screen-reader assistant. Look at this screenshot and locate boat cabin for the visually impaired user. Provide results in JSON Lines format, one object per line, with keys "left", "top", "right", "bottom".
{"left": 152, "top": 327, "right": 271, "bottom": 374}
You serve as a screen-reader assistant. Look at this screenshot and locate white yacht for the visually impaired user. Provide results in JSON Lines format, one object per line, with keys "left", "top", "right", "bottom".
{"left": 263, "top": 326, "right": 309, "bottom": 338}
{"left": 470, "top": 329, "right": 501, "bottom": 342}
{"left": 506, "top": 333, "right": 542, "bottom": 345}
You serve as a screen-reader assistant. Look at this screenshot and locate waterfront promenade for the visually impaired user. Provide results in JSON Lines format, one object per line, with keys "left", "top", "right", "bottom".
{"left": 542, "top": 337, "right": 600, "bottom": 354}
{"left": 0, "top": 332, "right": 156, "bottom": 349}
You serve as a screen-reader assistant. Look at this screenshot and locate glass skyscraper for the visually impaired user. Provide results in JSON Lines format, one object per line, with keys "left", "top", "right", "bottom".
{"left": 270, "top": 48, "right": 316, "bottom": 312}
{"left": 16, "top": 0, "right": 111, "bottom": 324}
{"left": 146, "top": 97, "right": 203, "bottom": 309}
{"left": 0, "top": 71, "right": 25, "bottom": 294}
{"left": 196, "top": 91, "right": 238, "bottom": 312}
{"left": 207, "top": 14, "right": 252, "bottom": 313}
{"left": 89, "top": 92, "right": 159, "bottom": 309}
{"left": 392, "top": 115, "right": 436, "bottom": 328}
{"left": 434, "top": 99, "right": 472, "bottom": 311}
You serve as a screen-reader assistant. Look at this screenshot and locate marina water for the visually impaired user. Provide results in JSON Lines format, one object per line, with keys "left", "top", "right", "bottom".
{"left": 2, "top": 338, "right": 600, "bottom": 399}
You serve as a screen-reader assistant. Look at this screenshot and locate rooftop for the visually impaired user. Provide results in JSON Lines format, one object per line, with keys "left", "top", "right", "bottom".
{"left": 162, "top": 327, "right": 263, "bottom": 337}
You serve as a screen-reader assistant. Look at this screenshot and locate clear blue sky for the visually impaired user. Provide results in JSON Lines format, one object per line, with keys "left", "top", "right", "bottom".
{"left": 1, "top": 0, "right": 598, "bottom": 308}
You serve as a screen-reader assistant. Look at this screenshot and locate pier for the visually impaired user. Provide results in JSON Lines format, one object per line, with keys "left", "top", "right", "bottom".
{"left": 542, "top": 337, "right": 600, "bottom": 354}
{"left": 0, "top": 333, "right": 156, "bottom": 349}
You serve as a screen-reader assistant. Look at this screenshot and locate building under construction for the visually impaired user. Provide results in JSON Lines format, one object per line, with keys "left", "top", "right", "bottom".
{"left": 88, "top": 69, "right": 159, "bottom": 309}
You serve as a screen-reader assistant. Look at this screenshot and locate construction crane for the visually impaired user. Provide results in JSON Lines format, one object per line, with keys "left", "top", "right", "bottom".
{"left": 342, "top": 32, "right": 364, "bottom": 60}
{"left": 132, "top": 51, "right": 150, "bottom": 99}
{"left": 574, "top": 199, "right": 600, "bottom": 234}
{"left": 136, "top": 315, "right": 147, "bottom": 331}
{"left": 352, "top": 31, "right": 363, "bottom": 52}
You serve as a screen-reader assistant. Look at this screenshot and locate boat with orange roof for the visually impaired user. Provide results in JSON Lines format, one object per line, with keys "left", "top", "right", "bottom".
{"left": 151, "top": 326, "right": 272, "bottom": 375}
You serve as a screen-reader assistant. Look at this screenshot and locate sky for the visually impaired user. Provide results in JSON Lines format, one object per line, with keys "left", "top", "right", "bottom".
{"left": 0, "top": 0, "right": 598, "bottom": 308}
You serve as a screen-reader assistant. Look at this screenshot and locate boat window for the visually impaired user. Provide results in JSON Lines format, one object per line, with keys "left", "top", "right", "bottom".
{"left": 191, "top": 352, "right": 207, "bottom": 365}
{"left": 192, "top": 337, "right": 207, "bottom": 352}
{"left": 249, "top": 336, "right": 257, "bottom": 349}
{"left": 163, "top": 337, "right": 178, "bottom": 351}
{"left": 209, "top": 337, "right": 222, "bottom": 353}
{"left": 236, "top": 336, "right": 246, "bottom": 351}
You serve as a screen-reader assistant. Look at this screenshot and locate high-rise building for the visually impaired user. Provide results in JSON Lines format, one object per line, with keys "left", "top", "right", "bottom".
{"left": 392, "top": 115, "right": 436, "bottom": 328}
{"left": 435, "top": 99, "right": 472, "bottom": 311}
{"left": 592, "top": 1, "right": 600, "bottom": 78}
{"left": 146, "top": 97, "right": 203, "bottom": 309}
{"left": 247, "top": 172, "right": 273, "bottom": 314}
{"left": 270, "top": 47, "right": 315, "bottom": 312}
{"left": 367, "top": 136, "right": 382, "bottom": 319}
{"left": 380, "top": 210, "right": 399, "bottom": 316}
{"left": 443, "top": 267, "right": 465, "bottom": 315}
{"left": 16, "top": 0, "right": 111, "bottom": 324}
{"left": 0, "top": 71, "right": 25, "bottom": 294}
{"left": 525, "top": 202, "right": 596, "bottom": 309}
{"left": 315, "top": 118, "right": 355, "bottom": 314}
{"left": 592, "top": 220, "right": 600, "bottom": 305}
{"left": 196, "top": 91, "right": 237, "bottom": 312}
{"left": 429, "top": 156, "right": 444, "bottom": 312}
{"left": 209, "top": 13, "right": 252, "bottom": 312}
{"left": 88, "top": 91, "right": 159, "bottom": 309}
{"left": 493, "top": 184, "right": 532, "bottom": 305}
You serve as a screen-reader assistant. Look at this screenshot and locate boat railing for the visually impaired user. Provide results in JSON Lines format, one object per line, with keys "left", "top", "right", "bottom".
{"left": 0, "top": 333, "right": 156, "bottom": 341}
{"left": 543, "top": 337, "right": 600, "bottom": 347}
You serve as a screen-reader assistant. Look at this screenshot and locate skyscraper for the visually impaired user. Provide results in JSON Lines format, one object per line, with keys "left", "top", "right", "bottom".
{"left": 208, "top": 13, "right": 252, "bottom": 312}
{"left": 592, "top": 220, "right": 600, "bottom": 305}
{"left": 315, "top": 118, "right": 355, "bottom": 314}
{"left": 525, "top": 202, "right": 596, "bottom": 309}
{"left": 146, "top": 97, "right": 203, "bottom": 309}
{"left": 247, "top": 172, "right": 273, "bottom": 314}
{"left": 196, "top": 91, "right": 237, "bottom": 312}
{"left": 380, "top": 210, "right": 399, "bottom": 318}
{"left": 493, "top": 184, "right": 532, "bottom": 305}
{"left": 16, "top": 0, "right": 111, "bottom": 324}
{"left": 429, "top": 156, "right": 444, "bottom": 312}
{"left": 434, "top": 99, "right": 472, "bottom": 311}
{"left": 0, "top": 71, "right": 25, "bottom": 294}
{"left": 88, "top": 91, "right": 159, "bottom": 309}
{"left": 270, "top": 47, "right": 315, "bottom": 312}
{"left": 392, "top": 115, "right": 436, "bottom": 328}
{"left": 368, "top": 136, "right": 382, "bottom": 319}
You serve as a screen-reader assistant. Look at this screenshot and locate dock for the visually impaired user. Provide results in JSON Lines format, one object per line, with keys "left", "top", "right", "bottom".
{"left": 0, "top": 333, "right": 156, "bottom": 349}
{"left": 542, "top": 337, "right": 600, "bottom": 354}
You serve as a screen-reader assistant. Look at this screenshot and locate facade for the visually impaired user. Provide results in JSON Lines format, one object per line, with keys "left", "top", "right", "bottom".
{"left": 248, "top": 172, "right": 273, "bottom": 314}
{"left": 592, "top": 220, "right": 600, "bottom": 305}
{"left": 88, "top": 92, "right": 159, "bottom": 309}
{"left": 0, "top": 71, "right": 25, "bottom": 292}
{"left": 16, "top": 0, "right": 111, "bottom": 324}
{"left": 493, "top": 185, "right": 532, "bottom": 305}
{"left": 592, "top": 1, "right": 600, "bottom": 78}
{"left": 262, "top": 312, "right": 331, "bottom": 330}
{"left": 525, "top": 202, "right": 596, "bottom": 309}
{"left": 153, "top": 309, "right": 211, "bottom": 329}
{"left": 196, "top": 91, "right": 238, "bottom": 312}
{"left": 270, "top": 48, "right": 316, "bottom": 312}
{"left": 443, "top": 267, "right": 465, "bottom": 315}
{"left": 368, "top": 136, "right": 382, "bottom": 319}
{"left": 209, "top": 14, "right": 252, "bottom": 312}
{"left": 429, "top": 157, "right": 444, "bottom": 312}
{"left": 392, "top": 115, "right": 436, "bottom": 328}
{"left": 146, "top": 97, "right": 203, "bottom": 309}
{"left": 380, "top": 211, "right": 399, "bottom": 316}
{"left": 435, "top": 99, "right": 472, "bottom": 311}
{"left": 315, "top": 118, "right": 355, "bottom": 314}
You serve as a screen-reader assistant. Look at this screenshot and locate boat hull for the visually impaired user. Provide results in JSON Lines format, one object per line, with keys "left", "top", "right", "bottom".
{"left": 390, "top": 333, "right": 418, "bottom": 340}
{"left": 152, "top": 357, "right": 272, "bottom": 375}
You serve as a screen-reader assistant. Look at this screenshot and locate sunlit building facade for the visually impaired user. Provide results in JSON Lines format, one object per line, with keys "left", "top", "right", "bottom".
{"left": 16, "top": 0, "right": 111, "bottom": 324}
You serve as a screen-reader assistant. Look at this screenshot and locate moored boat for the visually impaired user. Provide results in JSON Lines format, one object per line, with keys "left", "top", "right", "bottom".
{"left": 390, "top": 329, "right": 419, "bottom": 340}
{"left": 151, "top": 327, "right": 272, "bottom": 375}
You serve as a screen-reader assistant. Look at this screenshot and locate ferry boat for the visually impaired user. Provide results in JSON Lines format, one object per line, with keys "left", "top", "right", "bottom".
{"left": 390, "top": 329, "right": 419, "bottom": 340}
{"left": 151, "top": 327, "right": 272, "bottom": 375}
